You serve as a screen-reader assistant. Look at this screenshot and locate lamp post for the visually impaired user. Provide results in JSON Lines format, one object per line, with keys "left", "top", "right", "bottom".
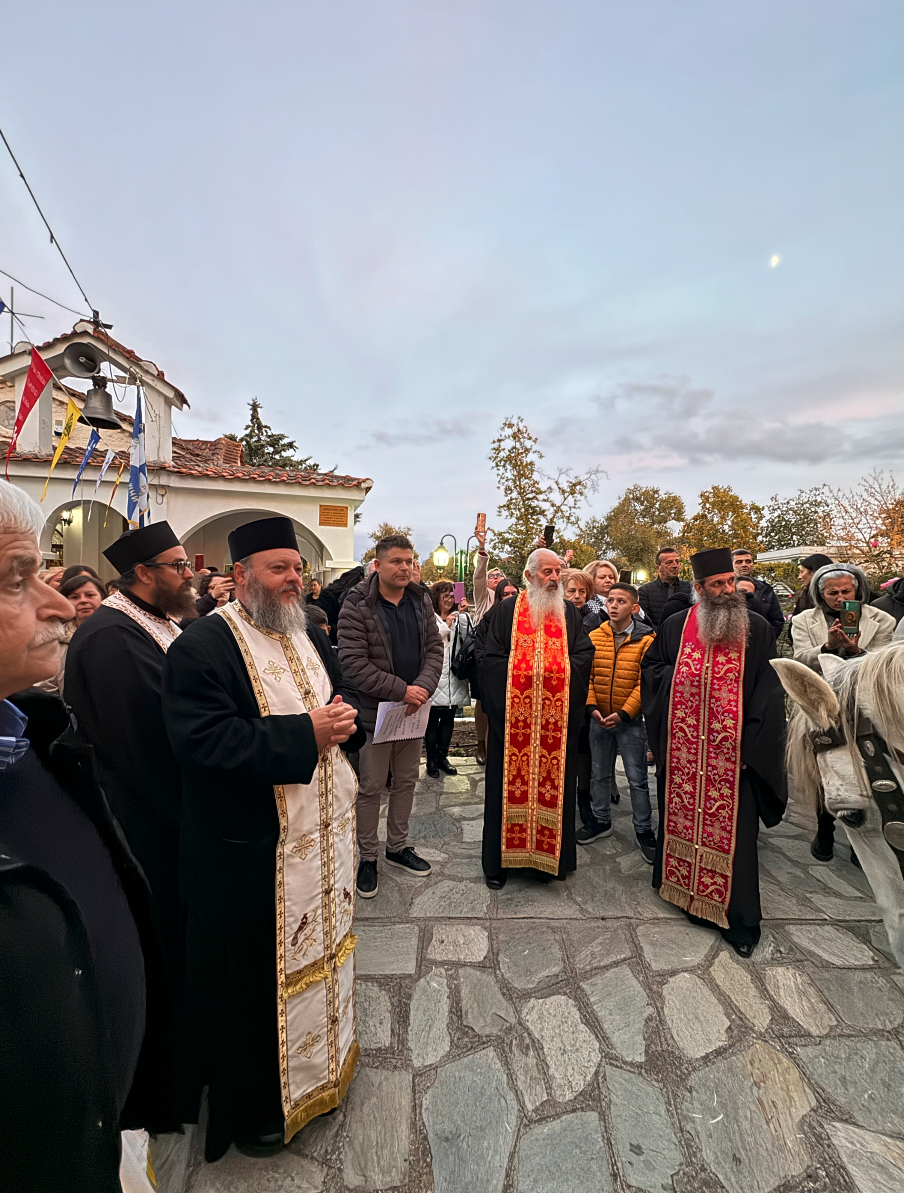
{"left": 432, "top": 535, "right": 456, "bottom": 575}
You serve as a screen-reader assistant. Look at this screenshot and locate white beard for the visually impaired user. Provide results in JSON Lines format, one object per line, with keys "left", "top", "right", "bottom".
{"left": 244, "top": 572, "right": 309, "bottom": 636}
{"left": 526, "top": 579, "right": 566, "bottom": 626}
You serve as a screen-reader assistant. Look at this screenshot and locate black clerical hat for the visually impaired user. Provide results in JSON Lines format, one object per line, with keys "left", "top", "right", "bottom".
{"left": 103, "top": 522, "right": 181, "bottom": 575}
{"left": 228, "top": 516, "right": 298, "bottom": 563}
{"left": 690, "top": 547, "right": 734, "bottom": 580}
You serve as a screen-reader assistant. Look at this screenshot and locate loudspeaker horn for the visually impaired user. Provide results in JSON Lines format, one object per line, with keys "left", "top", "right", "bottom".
{"left": 61, "top": 341, "right": 103, "bottom": 379}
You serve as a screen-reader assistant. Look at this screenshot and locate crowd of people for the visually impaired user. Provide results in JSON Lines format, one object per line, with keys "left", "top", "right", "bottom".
{"left": 3, "top": 478, "right": 904, "bottom": 1190}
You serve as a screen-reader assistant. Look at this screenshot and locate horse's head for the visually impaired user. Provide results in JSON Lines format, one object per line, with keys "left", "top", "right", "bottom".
{"left": 772, "top": 643, "right": 904, "bottom": 970}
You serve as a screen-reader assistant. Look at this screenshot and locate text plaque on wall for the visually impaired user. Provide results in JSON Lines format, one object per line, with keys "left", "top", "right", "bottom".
{"left": 319, "top": 504, "right": 349, "bottom": 527}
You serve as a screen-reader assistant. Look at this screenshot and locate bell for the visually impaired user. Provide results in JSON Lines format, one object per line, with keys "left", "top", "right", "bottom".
{"left": 78, "top": 376, "right": 123, "bottom": 430}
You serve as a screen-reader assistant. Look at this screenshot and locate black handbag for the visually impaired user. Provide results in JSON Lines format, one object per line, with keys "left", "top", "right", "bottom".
{"left": 450, "top": 615, "right": 477, "bottom": 681}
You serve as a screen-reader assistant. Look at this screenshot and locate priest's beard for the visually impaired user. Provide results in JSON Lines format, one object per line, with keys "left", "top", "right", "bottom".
{"left": 695, "top": 588, "right": 749, "bottom": 648}
{"left": 526, "top": 578, "right": 566, "bottom": 625}
{"left": 244, "top": 571, "right": 308, "bottom": 636}
{"left": 152, "top": 577, "right": 197, "bottom": 619}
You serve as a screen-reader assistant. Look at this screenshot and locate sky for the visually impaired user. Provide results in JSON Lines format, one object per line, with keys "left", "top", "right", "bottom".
{"left": 2, "top": 1, "right": 902, "bottom": 560}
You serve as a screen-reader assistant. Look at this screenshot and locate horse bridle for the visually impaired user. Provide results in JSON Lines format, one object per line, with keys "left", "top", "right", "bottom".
{"left": 810, "top": 715, "right": 904, "bottom": 874}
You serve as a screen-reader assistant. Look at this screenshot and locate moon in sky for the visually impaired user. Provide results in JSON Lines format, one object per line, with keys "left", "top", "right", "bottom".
{"left": 770, "top": 254, "right": 781, "bottom": 268}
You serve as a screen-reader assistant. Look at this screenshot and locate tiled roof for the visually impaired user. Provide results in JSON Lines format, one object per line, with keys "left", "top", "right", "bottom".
{"left": 9, "top": 439, "right": 373, "bottom": 490}
{"left": 32, "top": 322, "right": 187, "bottom": 404}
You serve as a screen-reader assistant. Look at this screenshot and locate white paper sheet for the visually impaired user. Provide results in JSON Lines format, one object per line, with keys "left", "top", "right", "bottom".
{"left": 373, "top": 698, "right": 432, "bottom": 744}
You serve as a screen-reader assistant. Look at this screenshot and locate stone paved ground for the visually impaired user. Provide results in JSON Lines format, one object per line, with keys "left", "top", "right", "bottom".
{"left": 181, "top": 757, "right": 904, "bottom": 1193}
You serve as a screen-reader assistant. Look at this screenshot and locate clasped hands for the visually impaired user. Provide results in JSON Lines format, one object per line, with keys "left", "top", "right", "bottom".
{"left": 310, "top": 696, "right": 359, "bottom": 749}
{"left": 825, "top": 620, "right": 862, "bottom": 655}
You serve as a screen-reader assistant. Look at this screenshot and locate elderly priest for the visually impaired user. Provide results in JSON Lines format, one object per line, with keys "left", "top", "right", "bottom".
{"left": 162, "top": 516, "right": 364, "bottom": 1163}
{"left": 641, "top": 547, "right": 787, "bottom": 957}
{"left": 478, "top": 548, "right": 595, "bottom": 888}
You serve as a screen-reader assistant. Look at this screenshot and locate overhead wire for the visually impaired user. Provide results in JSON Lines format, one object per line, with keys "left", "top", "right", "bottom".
{"left": 0, "top": 125, "right": 94, "bottom": 313}
{"left": 0, "top": 267, "right": 90, "bottom": 319}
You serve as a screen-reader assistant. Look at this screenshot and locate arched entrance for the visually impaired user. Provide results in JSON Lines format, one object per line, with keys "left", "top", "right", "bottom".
{"left": 180, "top": 509, "right": 330, "bottom": 575}
{"left": 40, "top": 500, "right": 129, "bottom": 582}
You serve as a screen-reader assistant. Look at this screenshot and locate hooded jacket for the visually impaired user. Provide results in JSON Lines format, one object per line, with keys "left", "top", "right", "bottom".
{"left": 872, "top": 576, "right": 904, "bottom": 626}
{"left": 791, "top": 563, "right": 895, "bottom": 670}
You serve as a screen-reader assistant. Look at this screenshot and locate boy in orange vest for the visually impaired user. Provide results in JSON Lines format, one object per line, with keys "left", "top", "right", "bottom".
{"left": 581, "top": 582, "right": 657, "bottom": 862}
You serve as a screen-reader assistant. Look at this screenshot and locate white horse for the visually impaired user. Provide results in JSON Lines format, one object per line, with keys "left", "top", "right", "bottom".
{"left": 771, "top": 642, "right": 904, "bottom": 969}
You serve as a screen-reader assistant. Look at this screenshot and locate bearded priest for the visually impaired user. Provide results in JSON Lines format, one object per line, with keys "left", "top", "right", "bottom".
{"left": 162, "top": 516, "right": 364, "bottom": 1163}
{"left": 641, "top": 547, "right": 787, "bottom": 957}
{"left": 478, "top": 548, "right": 595, "bottom": 889}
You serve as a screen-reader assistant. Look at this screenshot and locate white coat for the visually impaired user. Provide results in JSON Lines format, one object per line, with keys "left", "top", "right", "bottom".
{"left": 432, "top": 612, "right": 473, "bottom": 708}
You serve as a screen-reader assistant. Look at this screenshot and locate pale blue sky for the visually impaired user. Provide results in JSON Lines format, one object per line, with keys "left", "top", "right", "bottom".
{"left": 3, "top": 1, "right": 902, "bottom": 558}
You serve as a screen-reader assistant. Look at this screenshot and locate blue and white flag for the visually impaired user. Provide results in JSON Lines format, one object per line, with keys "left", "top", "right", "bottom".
{"left": 87, "top": 449, "right": 116, "bottom": 521}
{"left": 0, "top": 299, "right": 6, "bottom": 314}
{"left": 71, "top": 428, "right": 101, "bottom": 498}
{"left": 127, "top": 389, "right": 150, "bottom": 527}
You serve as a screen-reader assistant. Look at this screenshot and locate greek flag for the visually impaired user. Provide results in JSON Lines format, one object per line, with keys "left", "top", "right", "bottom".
{"left": 72, "top": 428, "right": 101, "bottom": 498}
{"left": 127, "top": 389, "right": 150, "bottom": 527}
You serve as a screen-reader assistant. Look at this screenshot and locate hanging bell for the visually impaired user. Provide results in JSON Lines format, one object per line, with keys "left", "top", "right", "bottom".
{"left": 78, "top": 376, "right": 123, "bottom": 431}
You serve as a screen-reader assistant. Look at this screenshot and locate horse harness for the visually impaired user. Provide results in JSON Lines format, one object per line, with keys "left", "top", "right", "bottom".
{"left": 810, "top": 714, "right": 904, "bottom": 876}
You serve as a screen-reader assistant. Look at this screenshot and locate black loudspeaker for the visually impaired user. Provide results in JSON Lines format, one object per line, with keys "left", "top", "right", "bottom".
{"left": 61, "top": 341, "right": 103, "bottom": 378}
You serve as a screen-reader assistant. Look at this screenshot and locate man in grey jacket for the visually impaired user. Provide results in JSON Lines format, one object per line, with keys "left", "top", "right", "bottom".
{"left": 338, "top": 534, "right": 443, "bottom": 897}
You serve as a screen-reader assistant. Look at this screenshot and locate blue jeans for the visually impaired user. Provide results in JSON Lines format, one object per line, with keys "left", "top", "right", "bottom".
{"left": 589, "top": 718, "right": 652, "bottom": 832}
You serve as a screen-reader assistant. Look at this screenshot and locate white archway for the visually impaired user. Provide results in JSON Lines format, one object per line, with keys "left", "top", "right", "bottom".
{"left": 180, "top": 508, "right": 330, "bottom": 573}
{"left": 40, "top": 498, "right": 128, "bottom": 580}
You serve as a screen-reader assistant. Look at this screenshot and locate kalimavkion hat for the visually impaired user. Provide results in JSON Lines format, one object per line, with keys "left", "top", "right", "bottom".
{"left": 800, "top": 553, "right": 834, "bottom": 572}
{"left": 690, "top": 547, "right": 734, "bottom": 581}
{"left": 228, "top": 516, "right": 298, "bottom": 563}
{"left": 103, "top": 522, "right": 181, "bottom": 575}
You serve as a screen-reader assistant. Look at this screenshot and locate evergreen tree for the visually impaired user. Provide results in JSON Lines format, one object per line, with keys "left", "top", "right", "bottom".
{"left": 225, "top": 399, "right": 323, "bottom": 470}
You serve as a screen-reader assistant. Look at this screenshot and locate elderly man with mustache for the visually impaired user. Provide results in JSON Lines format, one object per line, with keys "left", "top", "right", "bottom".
{"left": 0, "top": 482, "right": 172, "bottom": 1191}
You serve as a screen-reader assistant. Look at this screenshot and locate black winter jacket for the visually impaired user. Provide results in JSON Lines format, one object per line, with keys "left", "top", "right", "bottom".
{"left": 337, "top": 572, "right": 443, "bottom": 733}
{"left": 637, "top": 577, "right": 692, "bottom": 629}
{"left": 0, "top": 691, "right": 173, "bottom": 1193}
{"left": 873, "top": 577, "right": 904, "bottom": 626}
{"left": 745, "top": 578, "right": 785, "bottom": 638}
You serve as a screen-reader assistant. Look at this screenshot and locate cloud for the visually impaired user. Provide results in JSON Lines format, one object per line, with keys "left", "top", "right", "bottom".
{"left": 358, "top": 413, "right": 488, "bottom": 450}
{"left": 549, "top": 374, "right": 904, "bottom": 468}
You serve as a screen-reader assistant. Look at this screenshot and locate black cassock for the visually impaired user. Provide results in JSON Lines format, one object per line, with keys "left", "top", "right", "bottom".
{"left": 477, "top": 596, "right": 595, "bottom": 879}
{"left": 161, "top": 615, "right": 364, "bottom": 1162}
{"left": 64, "top": 598, "right": 183, "bottom": 980}
{"left": 641, "top": 608, "right": 787, "bottom": 943}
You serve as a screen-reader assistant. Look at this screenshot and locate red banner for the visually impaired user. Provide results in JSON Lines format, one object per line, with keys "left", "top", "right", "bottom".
{"left": 5, "top": 349, "right": 53, "bottom": 479}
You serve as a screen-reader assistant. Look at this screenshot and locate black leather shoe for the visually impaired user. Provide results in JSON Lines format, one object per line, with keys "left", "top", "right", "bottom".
{"left": 810, "top": 833, "right": 833, "bottom": 862}
{"left": 426, "top": 758, "right": 441, "bottom": 778}
{"left": 485, "top": 872, "right": 507, "bottom": 889}
{"left": 235, "top": 1130, "right": 285, "bottom": 1158}
{"left": 476, "top": 743, "right": 487, "bottom": 766}
{"left": 728, "top": 940, "right": 754, "bottom": 959}
{"left": 437, "top": 757, "right": 458, "bottom": 775}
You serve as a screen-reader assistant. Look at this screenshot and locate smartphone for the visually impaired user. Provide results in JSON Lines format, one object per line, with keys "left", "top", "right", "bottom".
{"left": 452, "top": 581, "right": 466, "bottom": 605}
{"left": 194, "top": 553, "right": 205, "bottom": 572}
{"left": 841, "top": 600, "right": 861, "bottom": 638}
{"left": 543, "top": 524, "right": 555, "bottom": 549}
{"left": 225, "top": 564, "right": 234, "bottom": 575}
{"left": 476, "top": 512, "right": 486, "bottom": 536}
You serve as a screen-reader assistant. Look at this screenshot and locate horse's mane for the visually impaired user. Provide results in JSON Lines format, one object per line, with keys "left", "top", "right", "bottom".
{"left": 786, "top": 641, "right": 904, "bottom": 811}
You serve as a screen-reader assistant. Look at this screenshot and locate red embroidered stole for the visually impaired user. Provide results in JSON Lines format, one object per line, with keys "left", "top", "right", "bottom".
{"left": 500, "top": 592, "right": 570, "bottom": 873}
{"left": 660, "top": 605, "right": 746, "bottom": 929}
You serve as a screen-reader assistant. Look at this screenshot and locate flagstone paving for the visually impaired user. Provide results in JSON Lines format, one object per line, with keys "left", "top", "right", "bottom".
{"left": 177, "top": 757, "right": 904, "bottom": 1193}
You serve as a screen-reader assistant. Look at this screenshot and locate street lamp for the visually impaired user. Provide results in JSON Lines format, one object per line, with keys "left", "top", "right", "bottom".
{"left": 432, "top": 535, "right": 456, "bottom": 573}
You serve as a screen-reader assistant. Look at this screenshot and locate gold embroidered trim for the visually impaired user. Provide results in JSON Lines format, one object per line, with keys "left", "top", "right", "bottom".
{"left": 284, "top": 932, "right": 358, "bottom": 999}
{"left": 102, "top": 591, "right": 180, "bottom": 653}
{"left": 284, "top": 1041, "right": 359, "bottom": 1144}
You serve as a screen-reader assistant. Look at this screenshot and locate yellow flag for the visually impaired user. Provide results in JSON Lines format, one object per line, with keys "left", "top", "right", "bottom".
{"left": 41, "top": 398, "right": 82, "bottom": 502}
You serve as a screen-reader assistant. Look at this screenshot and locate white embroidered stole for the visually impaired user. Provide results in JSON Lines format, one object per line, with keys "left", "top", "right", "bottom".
{"left": 214, "top": 602, "right": 359, "bottom": 1137}
{"left": 102, "top": 591, "right": 181, "bottom": 653}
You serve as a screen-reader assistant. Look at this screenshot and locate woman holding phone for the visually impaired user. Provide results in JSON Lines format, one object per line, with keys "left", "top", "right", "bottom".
{"left": 426, "top": 581, "right": 472, "bottom": 777}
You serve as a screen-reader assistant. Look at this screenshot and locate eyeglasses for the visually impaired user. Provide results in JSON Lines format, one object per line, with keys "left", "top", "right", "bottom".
{"left": 142, "top": 559, "right": 192, "bottom": 576}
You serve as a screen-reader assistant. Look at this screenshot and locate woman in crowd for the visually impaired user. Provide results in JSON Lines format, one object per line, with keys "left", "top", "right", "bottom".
{"left": 583, "top": 560, "right": 618, "bottom": 621}
{"left": 37, "top": 573, "right": 105, "bottom": 692}
{"left": 562, "top": 569, "right": 602, "bottom": 828}
{"left": 426, "top": 581, "right": 472, "bottom": 778}
{"left": 59, "top": 563, "right": 104, "bottom": 588}
{"left": 563, "top": 569, "right": 603, "bottom": 632}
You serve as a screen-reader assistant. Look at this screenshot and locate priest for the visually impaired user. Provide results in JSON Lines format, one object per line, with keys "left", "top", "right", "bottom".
{"left": 641, "top": 547, "right": 787, "bottom": 957}
{"left": 478, "top": 548, "right": 594, "bottom": 888}
{"left": 162, "top": 516, "right": 364, "bottom": 1164}
{"left": 64, "top": 521, "right": 195, "bottom": 987}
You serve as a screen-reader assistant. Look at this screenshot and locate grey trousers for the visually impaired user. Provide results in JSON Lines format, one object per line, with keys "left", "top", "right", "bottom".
{"left": 356, "top": 734, "right": 423, "bottom": 861}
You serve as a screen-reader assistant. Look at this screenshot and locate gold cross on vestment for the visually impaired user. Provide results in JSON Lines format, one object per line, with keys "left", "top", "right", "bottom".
{"left": 263, "top": 659, "right": 288, "bottom": 682}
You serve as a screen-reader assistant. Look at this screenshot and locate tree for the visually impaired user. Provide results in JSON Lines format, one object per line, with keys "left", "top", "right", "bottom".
{"left": 586, "top": 486, "right": 686, "bottom": 574}
{"left": 826, "top": 471, "right": 904, "bottom": 580}
{"left": 225, "top": 399, "right": 325, "bottom": 470}
{"left": 760, "top": 487, "right": 832, "bottom": 551}
{"left": 681, "top": 485, "right": 763, "bottom": 556}
{"left": 488, "top": 416, "right": 604, "bottom": 574}
{"left": 361, "top": 522, "right": 418, "bottom": 565}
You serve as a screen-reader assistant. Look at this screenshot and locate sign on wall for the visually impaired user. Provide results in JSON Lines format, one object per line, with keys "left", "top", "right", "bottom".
{"left": 319, "top": 504, "right": 349, "bottom": 527}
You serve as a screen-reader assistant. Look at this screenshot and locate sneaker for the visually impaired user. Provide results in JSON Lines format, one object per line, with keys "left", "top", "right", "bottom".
{"left": 385, "top": 846, "right": 432, "bottom": 876}
{"left": 635, "top": 829, "right": 657, "bottom": 865}
{"left": 356, "top": 859, "right": 378, "bottom": 898}
{"left": 576, "top": 818, "right": 613, "bottom": 844}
